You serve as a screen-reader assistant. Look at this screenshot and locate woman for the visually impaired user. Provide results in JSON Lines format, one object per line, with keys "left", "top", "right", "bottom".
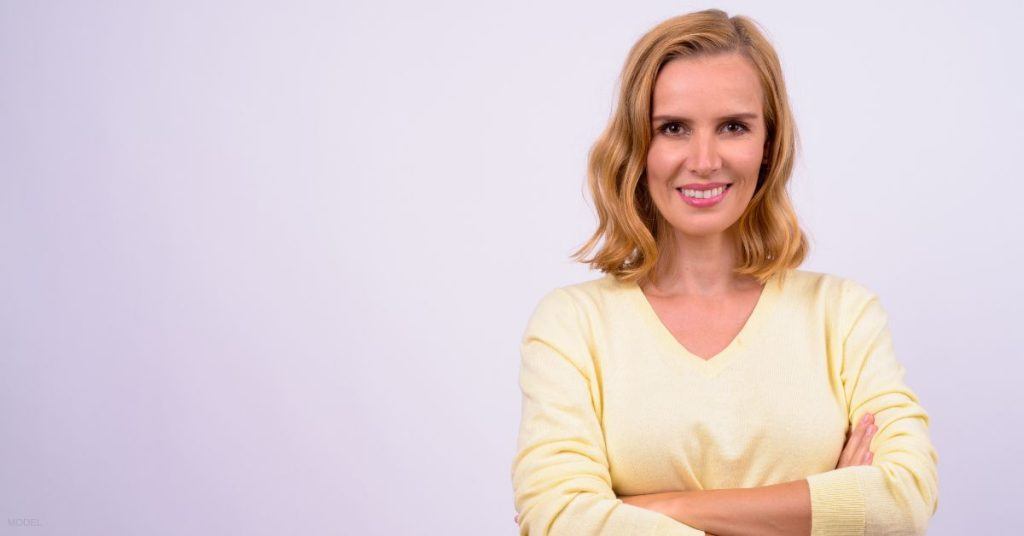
{"left": 510, "top": 9, "right": 939, "bottom": 536}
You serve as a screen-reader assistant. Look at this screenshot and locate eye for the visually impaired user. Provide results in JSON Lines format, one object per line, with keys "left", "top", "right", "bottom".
{"left": 723, "top": 121, "right": 750, "bottom": 134}
{"left": 657, "top": 122, "right": 685, "bottom": 136}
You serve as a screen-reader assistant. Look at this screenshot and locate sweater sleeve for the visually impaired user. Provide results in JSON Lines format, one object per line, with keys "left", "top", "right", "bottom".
{"left": 510, "top": 288, "right": 705, "bottom": 536}
{"left": 804, "top": 279, "right": 940, "bottom": 536}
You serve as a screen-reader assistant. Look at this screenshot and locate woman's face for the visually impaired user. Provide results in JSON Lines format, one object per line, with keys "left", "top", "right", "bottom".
{"left": 645, "top": 52, "right": 768, "bottom": 238}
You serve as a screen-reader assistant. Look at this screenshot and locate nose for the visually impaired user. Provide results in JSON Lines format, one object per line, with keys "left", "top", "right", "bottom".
{"left": 686, "top": 130, "right": 722, "bottom": 177}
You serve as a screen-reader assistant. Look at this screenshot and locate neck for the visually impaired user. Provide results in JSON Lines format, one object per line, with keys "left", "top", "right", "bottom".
{"left": 645, "top": 225, "right": 756, "bottom": 297}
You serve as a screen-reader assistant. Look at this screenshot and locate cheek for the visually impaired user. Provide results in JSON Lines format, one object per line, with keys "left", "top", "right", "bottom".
{"left": 727, "top": 145, "right": 765, "bottom": 174}
{"left": 645, "top": 144, "right": 678, "bottom": 179}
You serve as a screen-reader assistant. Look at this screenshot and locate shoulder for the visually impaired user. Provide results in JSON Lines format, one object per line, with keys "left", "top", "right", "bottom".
{"left": 520, "top": 277, "right": 621, "bottom": 369}
{"left": 788, "top": 269, "right": 892, "bottom": 342}
{"left": 778, "top": 267, "right": 847, "bottom": 293}
{"left": 778, "top": 269, "right": 888, "bottom": 332}
{"left": 823, "top": 271, "right": 883, "bottom": 313}
{"left": 529, "top": 273, "right": 623, "bottom": 317}
{"left": 781, "top": 268, "right": 879, "bottom": 304}
{"left": 522, "top": 274, "right": 626, "bottom": 339}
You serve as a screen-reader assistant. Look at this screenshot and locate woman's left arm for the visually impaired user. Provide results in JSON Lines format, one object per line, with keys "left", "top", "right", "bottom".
{"left": 801, "top": 280, "right": 939, "bottom": 535}
{"left": 621, "top": 479, "right": 811, "bottom": 536}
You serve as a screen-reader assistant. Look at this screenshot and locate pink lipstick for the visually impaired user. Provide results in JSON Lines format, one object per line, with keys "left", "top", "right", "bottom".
{"left": 676, "top": 183, "right": 732, "bottom": 208}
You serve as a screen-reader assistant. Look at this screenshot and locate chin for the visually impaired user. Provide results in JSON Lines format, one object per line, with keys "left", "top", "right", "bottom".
{"left": 672, "top": 220, "right": 737, "bottom": 238}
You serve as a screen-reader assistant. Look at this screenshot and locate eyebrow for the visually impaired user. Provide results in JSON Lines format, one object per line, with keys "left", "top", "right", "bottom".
{"left": 651, "top": 112, "right": 760, "bottom": 123}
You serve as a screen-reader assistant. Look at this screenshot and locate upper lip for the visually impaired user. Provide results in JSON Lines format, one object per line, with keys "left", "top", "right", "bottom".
{"left": 677, "top": 182, "right": 732, "bottom": 191}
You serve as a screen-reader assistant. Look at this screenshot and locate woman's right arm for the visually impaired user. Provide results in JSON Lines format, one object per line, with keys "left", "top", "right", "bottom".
{"left": 510, "top": 288, "right": 706, "bottom": 535}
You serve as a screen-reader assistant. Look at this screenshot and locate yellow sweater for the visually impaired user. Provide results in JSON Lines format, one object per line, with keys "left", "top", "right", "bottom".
{"left": 510, "top": 268, "right": 939, "bottom": 535}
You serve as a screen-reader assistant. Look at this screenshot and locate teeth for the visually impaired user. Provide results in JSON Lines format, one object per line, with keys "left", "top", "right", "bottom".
{"left": 679, "top": 186, "right": 726, "bottom": 199}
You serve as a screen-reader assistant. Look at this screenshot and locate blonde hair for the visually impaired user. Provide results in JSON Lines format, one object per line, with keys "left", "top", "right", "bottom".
{"left": 570, "top": 9, "right": 809, "bottom": 286}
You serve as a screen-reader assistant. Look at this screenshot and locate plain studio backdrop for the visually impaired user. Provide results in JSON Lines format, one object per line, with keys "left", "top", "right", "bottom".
{"left": 2, "top": 1, "right": 1022, "bottom": 534}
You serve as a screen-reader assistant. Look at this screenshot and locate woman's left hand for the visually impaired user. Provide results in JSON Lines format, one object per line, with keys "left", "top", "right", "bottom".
{"left": 619, "top": 491, "right": 680, "bottom": 517}
{"left": 621, "top": 492, "right": 719, "bottom": 536}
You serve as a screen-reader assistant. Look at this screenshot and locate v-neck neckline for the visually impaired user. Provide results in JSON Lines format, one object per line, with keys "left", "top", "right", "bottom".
{"left": 623, "top": 270, "right": 784, "bottom": 377}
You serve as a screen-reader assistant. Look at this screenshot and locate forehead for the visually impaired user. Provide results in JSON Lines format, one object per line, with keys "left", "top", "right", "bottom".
{"left": 651, "top": 53, "right": 763, "bottom": 116}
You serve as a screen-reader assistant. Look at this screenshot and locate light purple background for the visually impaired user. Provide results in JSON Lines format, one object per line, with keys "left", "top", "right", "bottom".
{"left": 2, "top": 1, "right": 1021, "bottom": 534}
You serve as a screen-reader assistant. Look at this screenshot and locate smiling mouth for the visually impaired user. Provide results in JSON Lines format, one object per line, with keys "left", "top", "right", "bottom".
{"left": 676, "top": 184, "right": 732, "bottom": 199}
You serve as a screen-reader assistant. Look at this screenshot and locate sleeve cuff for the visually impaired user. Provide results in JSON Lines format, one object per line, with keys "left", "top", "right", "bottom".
{"left": 805, "top": 467, "right": 867, "bottom": 536}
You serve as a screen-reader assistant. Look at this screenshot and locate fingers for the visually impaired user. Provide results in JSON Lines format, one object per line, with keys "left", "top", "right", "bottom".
{"left": 839, "top": 415, "right": 864, "bottom": 466}
{"left": 840, "top": 413, "right": 875, "bottom": 467}
{"left": 855, "top": 419, "right": 877, "bottom": 464}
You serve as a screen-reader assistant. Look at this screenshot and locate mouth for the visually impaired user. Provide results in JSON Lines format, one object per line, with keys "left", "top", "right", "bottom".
{"left": 676, "top": 183, "right": 732, "bottom": 207}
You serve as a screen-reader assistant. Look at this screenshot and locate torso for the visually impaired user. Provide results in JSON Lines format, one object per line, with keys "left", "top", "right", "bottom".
{"left": 639, "top": 281, "right": 766, "bottom": 361}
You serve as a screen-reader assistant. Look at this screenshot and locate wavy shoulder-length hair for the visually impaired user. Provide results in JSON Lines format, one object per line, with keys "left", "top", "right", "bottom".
{"left": 570, "top": 9, "right": 809, "bottom": 287}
